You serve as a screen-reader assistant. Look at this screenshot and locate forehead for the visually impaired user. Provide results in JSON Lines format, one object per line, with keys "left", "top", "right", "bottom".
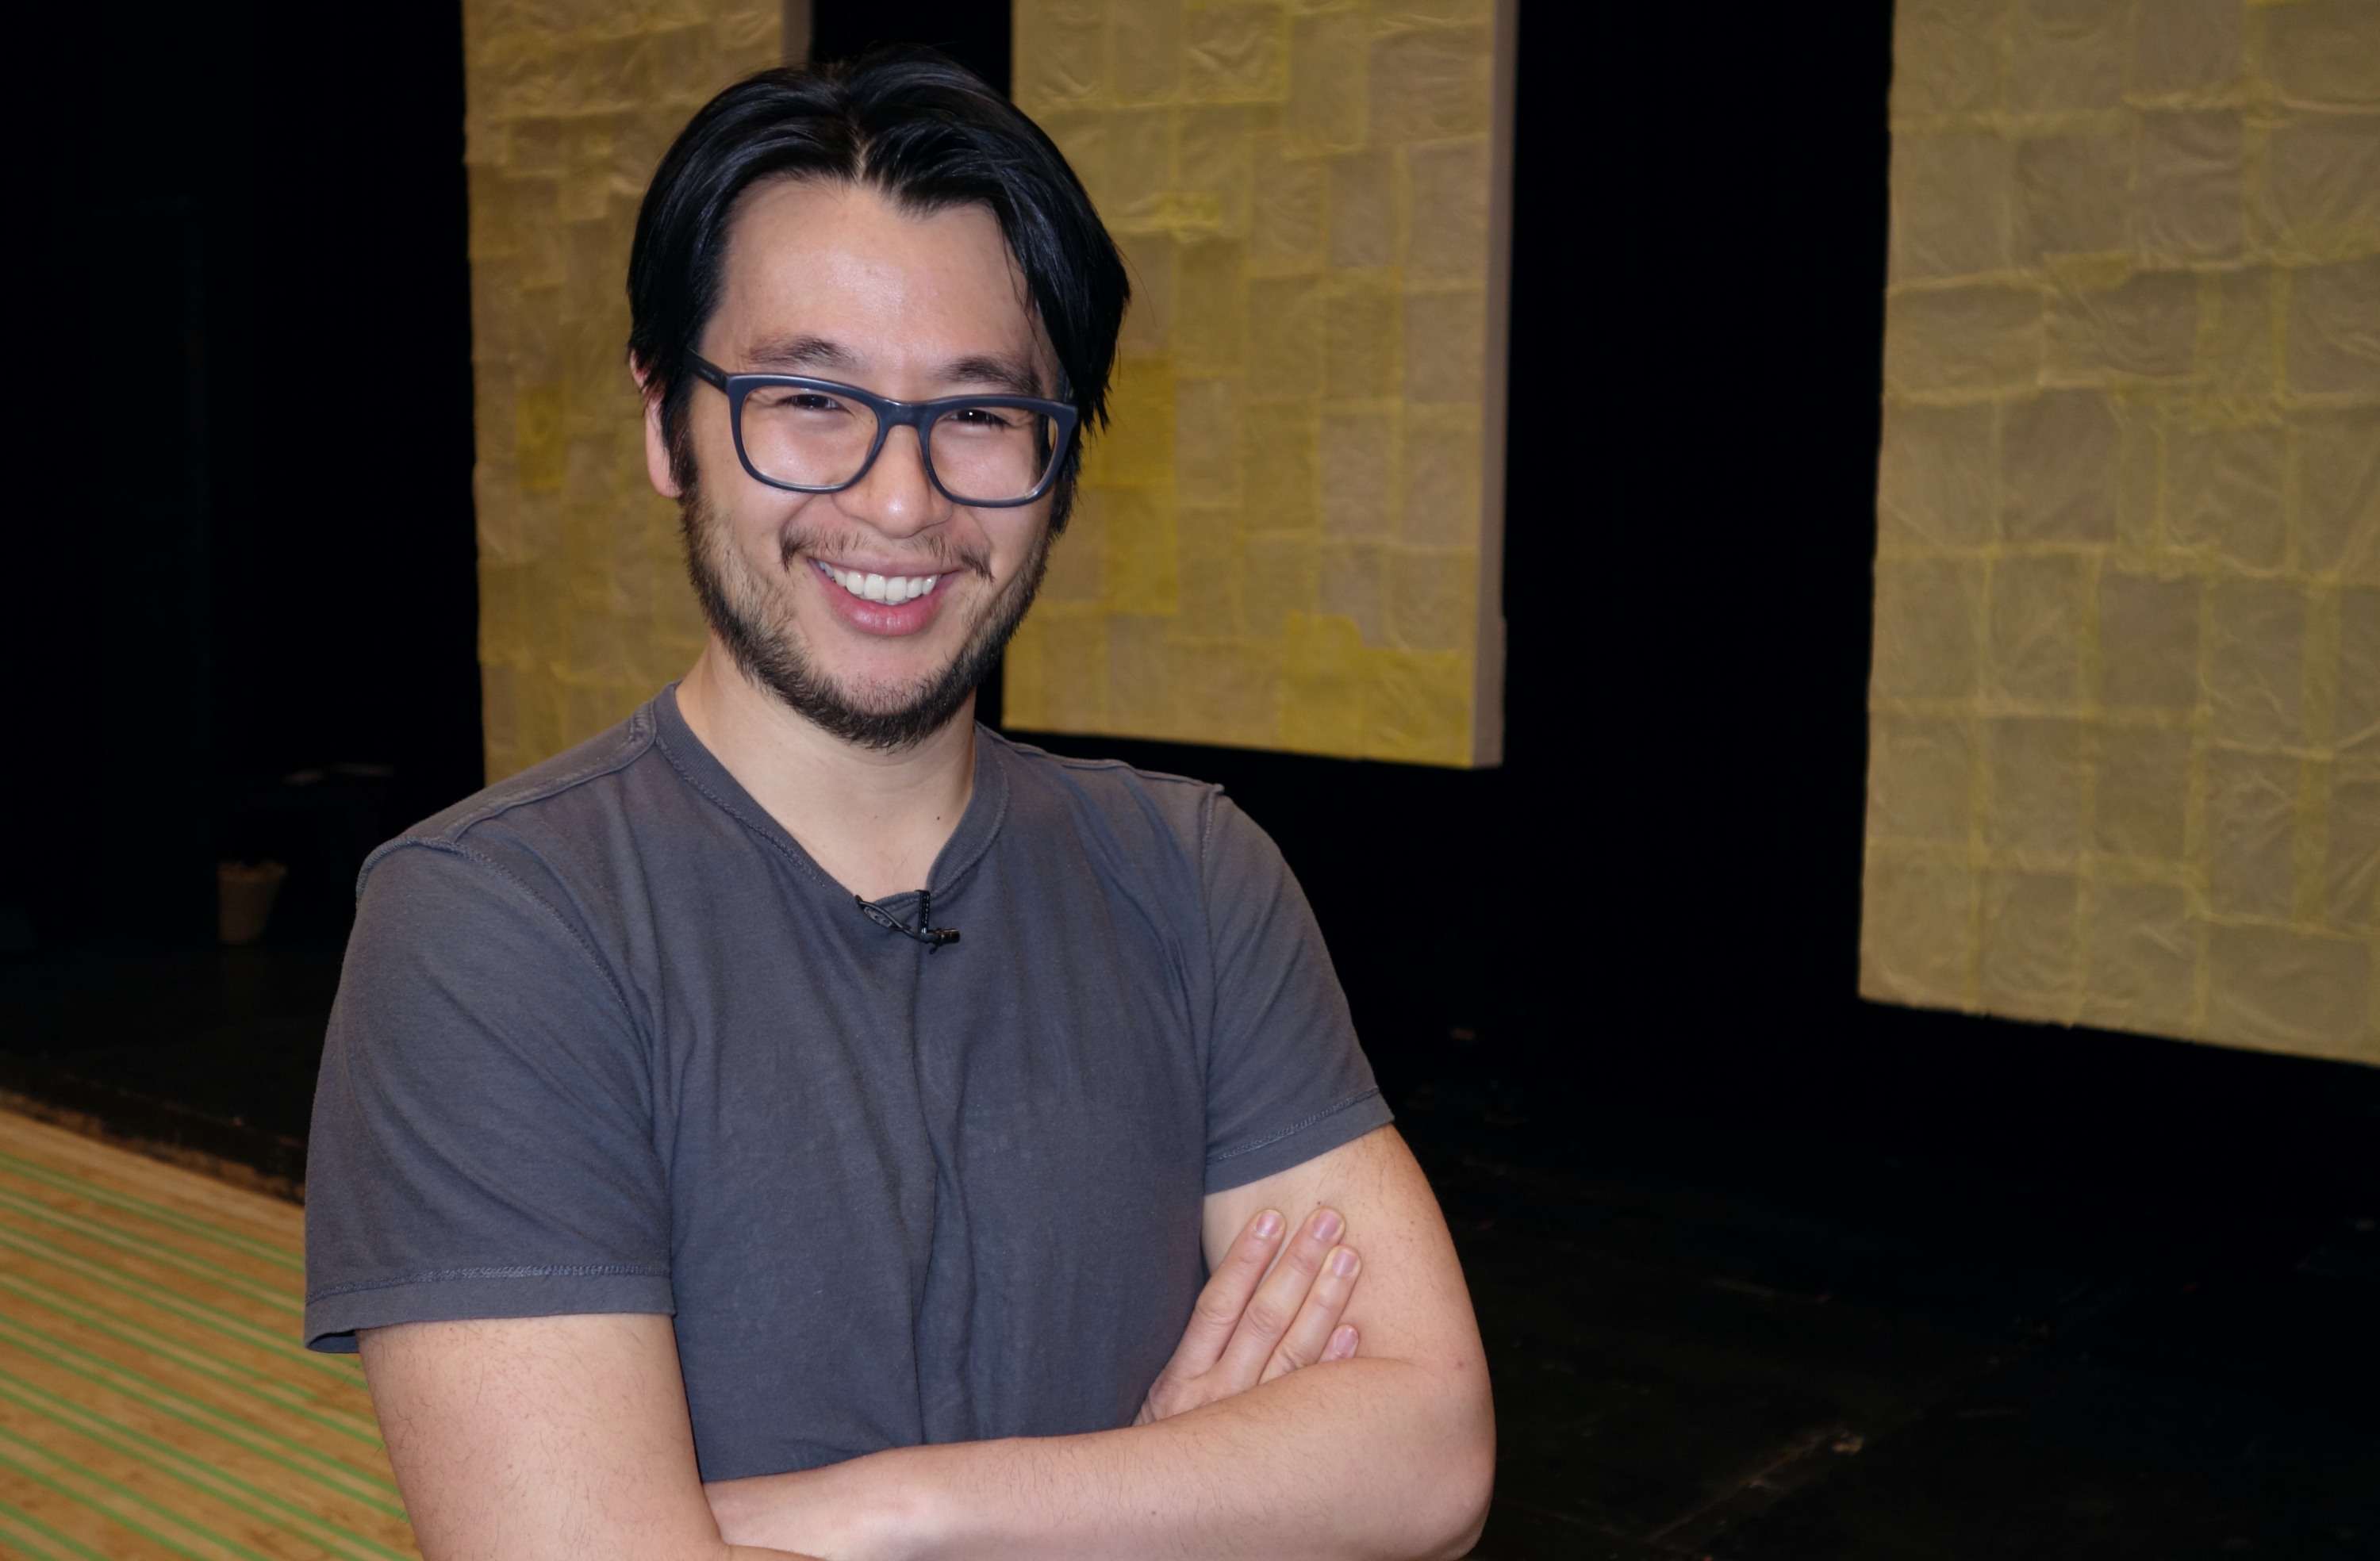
{"left": 709, "top": 178, "right": 1042, "bottom": 359}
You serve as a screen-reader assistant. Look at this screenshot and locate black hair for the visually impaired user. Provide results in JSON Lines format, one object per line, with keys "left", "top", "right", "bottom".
{"left": 627, "top": 49, "right": 1128, "bottom": 528}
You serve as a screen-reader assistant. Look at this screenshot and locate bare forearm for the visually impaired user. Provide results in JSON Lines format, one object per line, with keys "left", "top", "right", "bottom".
{"left": 718, "top": 1133, "right": 1494, "bottom": 1559}
{"left": 715, "top": 1357, "right": 1493, "bottom": 1561}
{"left": 930, "top": 1359, "right": 1491, "bottom": 1559}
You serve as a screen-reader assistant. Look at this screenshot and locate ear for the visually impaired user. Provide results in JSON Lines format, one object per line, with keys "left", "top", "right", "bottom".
{"left": 632, "top": 358, "right": 683, "bottom": 499}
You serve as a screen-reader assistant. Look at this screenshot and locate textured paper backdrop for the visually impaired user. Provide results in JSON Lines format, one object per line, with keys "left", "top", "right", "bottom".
{"left": 1000, "top": 0, "right": 1515, "bottom": 766}
{"left": 1862, "top": 0, "right": 2380, "bottom": 1062}
{"left": 464, "top": 0, "right": 785, "bottom": 782}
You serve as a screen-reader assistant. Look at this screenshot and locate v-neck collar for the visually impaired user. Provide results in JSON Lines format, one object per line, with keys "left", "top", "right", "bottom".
{"left": 651, "top": 681, "right": 1011, "bottom": 911}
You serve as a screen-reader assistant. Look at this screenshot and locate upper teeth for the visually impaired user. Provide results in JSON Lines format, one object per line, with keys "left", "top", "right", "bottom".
{"left": 824, "top": 566, "right": 941, "bottom": 603}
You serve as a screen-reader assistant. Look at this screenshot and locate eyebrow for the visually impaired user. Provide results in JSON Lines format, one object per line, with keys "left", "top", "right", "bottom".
{"left": 743, "top": 334, "right": 859, "bottom": 374}
{"left": 738, "top": 336, "right": 1050, "bottom": 400}
{"left": 938, "top": 354, "right": 1049, "bottom": 399}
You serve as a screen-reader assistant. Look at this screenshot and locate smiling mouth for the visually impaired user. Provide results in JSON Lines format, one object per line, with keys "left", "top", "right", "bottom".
{"left": 815, "top": 562, "right": 945, "bottom": 604}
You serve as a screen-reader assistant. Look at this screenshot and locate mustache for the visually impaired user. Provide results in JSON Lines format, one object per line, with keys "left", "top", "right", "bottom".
{"left": 777, "top": 524, "right": 994, "bottom": 581}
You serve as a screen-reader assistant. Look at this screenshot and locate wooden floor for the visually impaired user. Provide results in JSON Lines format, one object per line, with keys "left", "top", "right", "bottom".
{"left": 0, "top": 1111, "right": 415, "bottom": 1560}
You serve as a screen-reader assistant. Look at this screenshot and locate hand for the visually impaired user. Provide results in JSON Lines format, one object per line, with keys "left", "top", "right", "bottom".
{"left": 1134, "top": 1206, "right": 1362, "bottom": 1425}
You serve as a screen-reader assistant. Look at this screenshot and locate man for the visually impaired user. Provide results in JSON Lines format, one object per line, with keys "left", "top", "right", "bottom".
{"left": 305, "top": 52, "right": 1493, "bottom": 1561}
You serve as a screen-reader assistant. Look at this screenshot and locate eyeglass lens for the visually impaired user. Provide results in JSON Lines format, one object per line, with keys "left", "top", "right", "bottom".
{"left": 739, "top": 386, "right": 1058, "bottom": 503}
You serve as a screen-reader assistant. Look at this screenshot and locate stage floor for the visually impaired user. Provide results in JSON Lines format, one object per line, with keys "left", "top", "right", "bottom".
{"left": 5, "top": 940, "right": 2379, "bottom": 1558}
{"left": 0, "top": 1109, "right": 410, "bottom": 1559}
{"left": 1401, "top": 1083, "right": 2380, "bottom": 1559}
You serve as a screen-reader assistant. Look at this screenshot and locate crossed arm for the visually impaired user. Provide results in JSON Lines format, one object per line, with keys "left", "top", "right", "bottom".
{"left": 359, "top": 1126, "right": 1494, "bottom": 1561}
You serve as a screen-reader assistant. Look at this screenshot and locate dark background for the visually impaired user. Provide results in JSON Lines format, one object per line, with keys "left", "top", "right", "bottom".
{"left": 3, "top": 0, "right": 2377, "bottom": 1223}
{"left": 2, "top": 1, "right": 482, "bottom": 949}
{"left": 6, "top": 6, "right": 2380, "bottom": 1554}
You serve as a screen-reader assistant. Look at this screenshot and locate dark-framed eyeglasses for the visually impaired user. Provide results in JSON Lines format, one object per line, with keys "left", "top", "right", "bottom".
{"left": 685, "top": 353, "right": 1080, "bottom": 508}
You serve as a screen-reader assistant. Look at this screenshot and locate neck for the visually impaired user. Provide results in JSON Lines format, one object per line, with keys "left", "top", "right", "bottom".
{"left": 675, "top": 638, "right": 979, "bottom": 903}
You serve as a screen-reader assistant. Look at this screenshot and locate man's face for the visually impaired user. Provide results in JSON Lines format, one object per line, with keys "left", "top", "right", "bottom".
{"left": 652, "top": 178, "right": 1061, "bottom": 750}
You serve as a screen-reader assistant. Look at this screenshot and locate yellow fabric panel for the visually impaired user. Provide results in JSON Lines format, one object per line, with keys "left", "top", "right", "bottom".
{"left": 1006, "top": 0, "right": 1513, "bottom": 766}
{"left": 1865, "top": 0, "right": 2380, "bottom": 1061}
{"left": 464, "top": 2, "right": 784, "bottom": 780}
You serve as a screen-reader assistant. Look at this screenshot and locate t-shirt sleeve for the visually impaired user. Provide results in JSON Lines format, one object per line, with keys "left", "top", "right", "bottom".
{"left": 1196, "top": 794, "right": 1393, "bottom": 1193}
{"left": 302, "top": 841, "right": 675, "bottom": 1352}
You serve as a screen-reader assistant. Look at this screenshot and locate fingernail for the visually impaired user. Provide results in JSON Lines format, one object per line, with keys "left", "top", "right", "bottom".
{"left": 1254, "top": 1210, "right": 1284, "bottom": 1239}
{"left": 1331, "top": 1247, "right": 1360, "bottom": 1279}
{"left": 1310, "top": 1209, "right": 1343, "bottom": 1242}
{"left": 1329, "top": 1325, "right": 1358, "bottom": 1360}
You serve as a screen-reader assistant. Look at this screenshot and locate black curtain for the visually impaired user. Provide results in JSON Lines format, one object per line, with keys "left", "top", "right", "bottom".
{"left": 804, "top": 2, "right": 2380, "bottom": 1222}
{"left": 7, "top": 0, "right": 2369, "bottom": 1216}
{"left": 3, "top": 2, "right": 481, "bottom": 947}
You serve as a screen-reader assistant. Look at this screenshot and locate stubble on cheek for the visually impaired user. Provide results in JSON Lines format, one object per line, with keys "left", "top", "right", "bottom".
{"left": 678, "top": 479, "right": 1055, "bottom": 750}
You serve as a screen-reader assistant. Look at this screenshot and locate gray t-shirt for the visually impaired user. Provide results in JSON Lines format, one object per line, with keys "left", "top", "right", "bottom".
{"left": 302, "top": 685, "right": 1388, "bottom": 1481}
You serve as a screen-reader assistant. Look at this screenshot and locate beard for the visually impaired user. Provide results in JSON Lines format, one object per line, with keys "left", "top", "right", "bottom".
{"left": 679, "top": 481, "right": 1052, "bottom": 752}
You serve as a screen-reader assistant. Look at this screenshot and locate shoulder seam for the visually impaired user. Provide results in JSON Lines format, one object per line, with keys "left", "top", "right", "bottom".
{"left": 984, "top": 731, "right": 1219, "bottom": 791}
{"left": 362, "top": 715, "right": 658, "bottom": 884}
{"left": 374, "top": 838, "right": 639, "bottom": 1021}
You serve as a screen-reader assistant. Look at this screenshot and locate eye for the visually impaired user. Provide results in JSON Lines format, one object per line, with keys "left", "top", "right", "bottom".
{"left": 942, "top": 405, "right": 1023, "bottom": 430}
{"left": 750, "top": 387, "right": 851, "bottom": 415}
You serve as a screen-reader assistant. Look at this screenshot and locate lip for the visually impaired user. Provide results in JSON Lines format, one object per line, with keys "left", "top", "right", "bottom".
{"left": 809, "top": 559, "right": 958, "bottom": 638}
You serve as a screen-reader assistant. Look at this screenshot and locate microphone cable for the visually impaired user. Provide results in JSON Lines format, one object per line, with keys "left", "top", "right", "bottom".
{"left": 855, "top": 888, "right": 960, "bottom": 949}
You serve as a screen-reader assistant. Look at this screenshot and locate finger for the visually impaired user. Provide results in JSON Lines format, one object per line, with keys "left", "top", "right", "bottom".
{"left": 1261, "top": 1244, "right": 1361, "bottom": 1383}
{"left": 1214, "top": 1206, "right": 1344, "bottom": 1385}
{"left": 1162, "top": 1208, "right": 1286, "bottom": 1379}
{"left": 1326, "top": 1325, "right": 1359, "bottom": 1361}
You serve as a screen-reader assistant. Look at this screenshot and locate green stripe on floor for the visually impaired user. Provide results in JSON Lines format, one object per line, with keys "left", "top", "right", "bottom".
{"left": 0, "top": 1110, "right": 417, "bottom": 1559}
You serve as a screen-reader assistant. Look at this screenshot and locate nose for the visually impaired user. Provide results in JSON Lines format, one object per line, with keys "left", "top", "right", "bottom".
{"left": 832, "top": 423, "right": 951, "bottom": 539}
